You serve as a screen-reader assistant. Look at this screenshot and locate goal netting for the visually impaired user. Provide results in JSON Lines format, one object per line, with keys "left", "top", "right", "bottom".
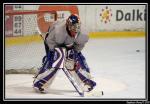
{"left": 5, "top": 5, "right": 57, "bottom": 74}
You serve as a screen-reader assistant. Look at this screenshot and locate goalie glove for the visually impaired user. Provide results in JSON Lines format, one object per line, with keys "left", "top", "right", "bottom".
{"left": 65, "top": 49, "right": 77, "bottom": 71}
{"left": 65, "top": 58, "right": 75, "bottom": 70}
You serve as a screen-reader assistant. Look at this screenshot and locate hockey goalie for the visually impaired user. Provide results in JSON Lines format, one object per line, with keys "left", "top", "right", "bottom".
{"left": 33, "top": 14, "right": 101, "bottom": 96}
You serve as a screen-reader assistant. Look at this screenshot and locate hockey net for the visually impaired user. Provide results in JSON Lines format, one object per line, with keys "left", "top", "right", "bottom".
{"left": 5, "top": 6, "right": 57, "bottom": 74}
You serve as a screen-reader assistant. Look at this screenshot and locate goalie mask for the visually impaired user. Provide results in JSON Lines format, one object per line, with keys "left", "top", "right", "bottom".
{"left": 66, "top": 14, "right": 81, "bottom": 38}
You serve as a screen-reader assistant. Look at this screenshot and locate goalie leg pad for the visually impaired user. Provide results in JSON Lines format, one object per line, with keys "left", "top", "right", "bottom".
{"left": 33, "top": 68, "right": 59, "bottom": 92}
{"left": 33, "top": 47, "right": 66, "bottom": 93}
{"left": 75, "top": 69, "right": 96, "bottom": 92}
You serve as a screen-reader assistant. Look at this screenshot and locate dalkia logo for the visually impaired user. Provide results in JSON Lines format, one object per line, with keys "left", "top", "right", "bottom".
{"left": 100, "top": 6, "right": 112, "bottom": 23}
{"left": 99, "top": 6, "right": 146, "bottom": 23}
{"left": 116, "top": 9, "right": 146, "bottom": 21}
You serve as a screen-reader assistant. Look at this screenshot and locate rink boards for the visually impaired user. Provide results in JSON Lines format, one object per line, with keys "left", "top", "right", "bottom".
{"left": 5, "top": 31, "right": 145, "bottom": 47}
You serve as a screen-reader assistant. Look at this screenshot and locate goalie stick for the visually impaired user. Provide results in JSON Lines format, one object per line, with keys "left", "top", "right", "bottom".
{"left": 36, "top": 26, "right": 47, "bottom": 40}
{"left": 62, "top": 67, "right": 84, "bottom": 97}
{"left": 62, "top": 65, "right": 104, "bottom": 97}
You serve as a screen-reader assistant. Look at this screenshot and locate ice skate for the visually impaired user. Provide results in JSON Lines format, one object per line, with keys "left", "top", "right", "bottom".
{"left": 33, "top": 86, "right": 48, "bottom": 94}
{"left": 33, "top": 81, "right": 49, "bottom": 94}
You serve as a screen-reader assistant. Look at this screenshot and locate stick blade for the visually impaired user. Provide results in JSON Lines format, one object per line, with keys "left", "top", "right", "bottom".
{"left": 84, "top": 89, "right": 104, "bottom": 97}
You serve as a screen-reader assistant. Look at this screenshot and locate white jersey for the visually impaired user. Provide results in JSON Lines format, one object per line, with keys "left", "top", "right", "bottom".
{"left": 45, "top": 19, "right": 89, "bottom": 52}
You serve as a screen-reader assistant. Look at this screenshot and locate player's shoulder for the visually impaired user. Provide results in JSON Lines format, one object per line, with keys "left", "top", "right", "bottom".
{"left": 76, "top": 33, "right": 89, "bottom": 45}
{"left": 52, "top": 19, "right": 67, "bottom": 37}
{"left": 53, "top": 19, "right": 66, "bottom": 28}
{"left": 53, "top": 19, "right": 65, "bottom": 31}
{"left": 75, "top": 26, "right": 89, "bottom": 44}
{"left": 79, "top": 27, "right": 89, "bottom": 39}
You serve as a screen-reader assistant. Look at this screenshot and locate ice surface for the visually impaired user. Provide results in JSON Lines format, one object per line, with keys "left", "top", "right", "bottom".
{"left": 4, "top": 37, "right": 146, "bottom": 100}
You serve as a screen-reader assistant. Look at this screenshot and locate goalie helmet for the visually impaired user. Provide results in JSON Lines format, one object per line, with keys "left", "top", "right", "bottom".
{"left": 66, "top": 14, "right": 81, "bottom": 38}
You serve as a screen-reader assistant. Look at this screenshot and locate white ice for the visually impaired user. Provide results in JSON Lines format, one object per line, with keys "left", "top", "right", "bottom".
{"left": 5, "top": 37, "right": 146, "bottom": 100}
